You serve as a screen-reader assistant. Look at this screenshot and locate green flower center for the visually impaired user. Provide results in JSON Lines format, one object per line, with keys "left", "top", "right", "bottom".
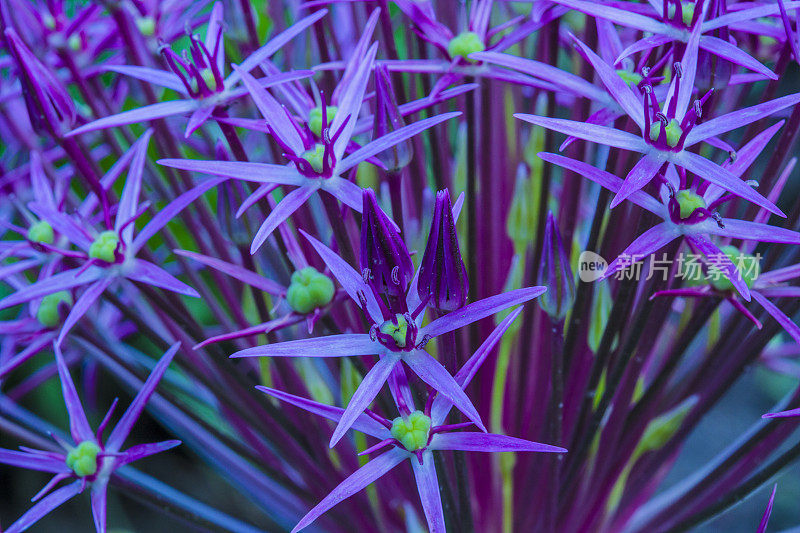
{"left": 286, "top": 267, "right": 335, "bottom": 314}
{"left": 89, "top": 230, "right": 120, "bottom": 263}
{"left": 710, "top": 245, "right": 760, "bottom": 291}
{"left": 67, "top": 34, "right": 81, "bottom": 51}
{"left": 447, "top": 31, "right": 485, "bottom": 61}
{"left": 308, "top": 106, "right": 338, "bottom": 137}
{"left": 200, "top": 67, "right": 218, "bottom": 92}
{"left": 37, "top": 290, "right": 73, "bottom": 328}
{"left": 675, "top": 190, "right": 706, "bottom": 219}
{"left": 649, "top": 118, "right": 683, "bottom": 147}
{"left": 390, "top": 411, "right": 432, "bottom": 451}
{"left": 28, "top": 220, "right": 54, "bottom": 244}
{"left": 379, "top": 314, "right": 410, "bottom": 348}
{"left": 301, "top": 144, "right": 327, "bottom": 174}
{"left": 617, "top": 69, "right": 643, "bottom": 86}
{"left": 66, "top": 441, "right": 101, "bottom": 477}
{"left": 667, "top": 3, "right": 695, "bottom": 26}
{"left": 136, "top": 16, "right": 157, "bottom": 36}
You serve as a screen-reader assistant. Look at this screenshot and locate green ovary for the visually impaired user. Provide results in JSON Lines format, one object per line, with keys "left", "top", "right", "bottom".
{"left": 308, "top": 106, "right": 338, "bottom": 137}
{"left": 710, "top": 245, "right": 760, "bottom": 291}
{"left": 136, "top": 16, "right": 156, "bottom": 36}
{"left": 379, "top": 314, "right": 409, "bottom": 348}
{"left": 649, "top": 119, "right": 683, "bottom": 147}
{"left": 28, "top": 220, "right": 54, "bottom": 244}
{"left": 286, "top": 267, "right": 335, "bottom": 314}
{"left": 668, "top": 3, "right": 695, "bottom": 26}
{"left": 447, "top": 31, "right": 485, "bottom": 61}
{"left": 89, "top": 231, "right": 120, "bottom": 263}
{"left": 66, "top": 441, "right": 101, "bottom": 477}
{"left": 302, "top": 144, "right": 326, "bottom": 174}
{"left": 37, "top": 291, "right": 73, "bottom": 327}
{"left": 390, "top": 411, "right": 432, "bottom": 451}
{"left": 617, "top": 70, "right": 643, "bottom": 85}
{"left": 200, "top": 68, "right": 218, "bottom": 92}
{"left": 675, "top": 190, "right": 706, "bottom": 219}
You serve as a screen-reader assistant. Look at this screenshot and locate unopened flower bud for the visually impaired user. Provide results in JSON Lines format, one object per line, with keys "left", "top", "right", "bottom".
{"left": 418, "top": 189, "right": 468, "bottom": 311}
{"left": 538, "top": 213, "right": 575, "bottom": 320}
{"left": 372, "top": 65, "right": 412, "bottom": 171}
{"left": 360, "top": 189, "right": 414, "bottom": 299}
{"left": 286, "top": 267, "right": 335, "bottom": 314}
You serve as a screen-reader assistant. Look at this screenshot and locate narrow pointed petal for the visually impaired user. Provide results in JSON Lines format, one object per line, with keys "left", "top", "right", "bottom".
{"left": 174, "top": 250, "right": 285, "bottom": 295}
{"left": 339, "top": 112, "right": 461, "bottom": 172}
{"left": 699, "top": 36, "right": 777, "bottom": 80}
{"left": 686, "top": 234, "right": 750, "bottom": 301}
{"left": 431, "top": 432, "right": 567, "bottom": 453}
{"left": 330, "top": 353, "right": 401, "bottom": 447}
{"left": 551, "top": 0, "right": 674, "bottom": 34}
{"left": 322, "top": 177, "right": 364, "bottom": 212}
{"left": 157, "top": 159, "right": 304, "bottom": 187}
{"left": 431, "top": 308, "right": 522, "bottom": 425}
{"left": 611, "top": 155, "right": 664, "bottom": 208}
{"left": 571, "top": 35, "right": 643, "bottom": 127}
{"left": 256, "top": 386, "right": 390, "bottom": 439}
{"left": 229, "top": 10, "right": 328, "bottom": 85}
{"left": 67, "top": 100, "right": 198, "bottom": 137}
{"left": 538, "top": 153, "right": 663, "bottom": 214}
{"left": 230, "top": 334, "right": 379, "bottom": 358}
{"left": 117, "top": 440, "right": 182, "bottom": 466}
{"left": 56, "top": 278, "right": 113, "bottom": 347}
{"left": 751, "top": 291, "right": 800, "bottom": 344}
{"left": 6, "top": 481, "right": 83, "bottom": 533}
{"left": 672, "top": 152, "right": 784, "bottom": 217}
{"left": 231, "top": 65, "right": 305, "bottom": 154}
{"left": 104, "top": 65, "right": 188, "bottom": 93}
{"left": 291, "top": 449, "right": 406, "bottom": 532}
{"left": 54, "top": 343, "right": 95, "bottom": 443}
{"left": 184, "top": 105, "right": 215, "bottom": 137}
{"left": 116, "top": 130, "right": 153, "bottom": 243}
{"left": 127, "top": 259, "right": 200, "bottom": 297}
{"left": 685, "top": 93, "right": 800, "bottom": 147}
{"left": 421, "top": 287, "right": 546, "bottom": 338}
{"left": 90, "top": 477, "right": 108, "bottom": 533}
{"left": 332, "top": 43, "right": 378, "bottom": 160}
{"left": 301, "top": 230, "right": 384, "bottom": 323}
{"left": 757, "top": 484, "right": 777, "bottom": 533}
{"left": 411, "top": 456, "right": 446, "bottom": 533}
{"left": 404, "top": 351, "right": 486, "bottom": 431}
{"left": 132, "top": 177, "right": 226, "bottom": 253}
{"left": 0, "top": 449, "right": 68, "bottom": 473}
{"left": 0, "top": 267, "right": 104, "bottom": 310}
{"left": 699, "top": 219, "right": 800, "bottom": 244}
{"left": 726, "top": 121, "right": 784, "bottom": 178}
{"left": 604, "top": 223, "right": 681, "bottom": 278}
{"left": 763, "top": 406, "right": 800, "bottom": 418}
{"left": 515, "top": 114, "right": 647, "bottom": 152}
{"left": 30, "top": 152, "right": 55, "bottom": 208}
{"left": 250, "top": 186, "right": 317, "bottom": 254}
{"left": 28, "top": 203, "right": 94, "bottom": 251}
{"left": 106, "top": 343, "right": 180, "bottom": 451}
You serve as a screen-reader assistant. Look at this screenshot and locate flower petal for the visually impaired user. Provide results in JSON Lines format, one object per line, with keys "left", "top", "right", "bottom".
{"left": 515, "top": 114, "right": 647, "bottom": 152}
{"left": 0, "top": 267, "right": 104, "bottom": 311}
{"left": 56, "top": 277, "right": 113, "bottom": 347}
{"left": 330, "top": 352, "right": 401, "bottom": 447}
{"left": 116, "top": 129, "right": 153, "bottom": 243}
{"left": 251, "top": 186, "right": 317, "bottom": 254}
{"left": 291, "top": 448, "right": 406, "bottom": 532}
{"left": 0, "top": 449, "right": 68, "bottom": 474}
{"left": 54, "top": 342, "right": 94, "bottom": 443}
{"left": 603, "top": 223, "right": 681, "bottom": 279}
{"left": 67, "top": 100, "right": 198, "bottom": 136}
{"left": 230, "top": 333, "right": 380, "bottom": 358}
{"left": 157, "top": 159, "right": 304, "bottom": 186}
{"left": 404, "top": 350, "right": 485, "bottom": 432}
{"left": 611, "top": 155, "right": 664, "bottom": 208}
{"left": 686, "top": 234, "right": 750, "bottom": 301}
{"left": 127, "top": 259, "right": 200, "bottom": 298}
{"left": 411, "top": 455, "right": 446, "bottom": 533}
{"left": 6, "top": 480, "right": 83, "bottom": 533}
{"left": 432, "top": 432, "right": 567, "bottom": 453}
{"left": 421, "top": 286, "right": 546, "bottom": 338}
{"left": 751, "top": 290, "right": 800, "bottom": 344}
{"left": 105, "top": 343, "right": 180, "bottom": 451}
{"left": 174, "top": 250, "right": 285, "bottom": 295}
{"left": 104, "top": 65, "right": 188, "bottom": 93}
{"left": 699, "top": 36, "right": 777, "bottom": 80}
{"left": 116, "top": 440, "right": 182, "bottom": 467}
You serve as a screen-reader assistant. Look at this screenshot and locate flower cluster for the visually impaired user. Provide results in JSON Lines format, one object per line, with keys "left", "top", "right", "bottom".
{"left": 1, "top": 1, "right": 800, "bottom": 532}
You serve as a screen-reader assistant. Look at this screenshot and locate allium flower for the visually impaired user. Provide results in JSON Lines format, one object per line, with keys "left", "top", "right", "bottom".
{"left": 66, "top": 3, "right": 324, "bottom": 137}
{"left": 540, "top": 136, "right": 800, "bottom": 300}
{"left": 230, "top": 221, "right": 545, "bottom": 446}
{"left": 160, "top": 47, "right": 460, "bottom": 253}
{"left": 517, "top": 33, "right": 800, "bottom": 214}
{"left": 0, "top": 342, "right": 180, "bottom": 532}
{"left": 256, "top": 309, "right": 565, "bottom": 533}
{"left": 551, "top": 0, "right": 782, "bottom": 80}
{"left": 0, "top": 132, "right": 213, "bottom": 344}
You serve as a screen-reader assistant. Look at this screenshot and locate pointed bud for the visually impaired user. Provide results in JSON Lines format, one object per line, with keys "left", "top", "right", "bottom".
{"left": 360, "top": 189, "right": 414, "bottom": 298}
{"left": 372, "top": 65, "right": 412, "bottom": 172}
{"left": 417, "top": 189, "right": 468, "bottom": 311}
{"left": 4, "top": 29, "right": 75, "bottom": 136}
{"left": 538, "top": 213, "right": 575, "bottom": 320}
